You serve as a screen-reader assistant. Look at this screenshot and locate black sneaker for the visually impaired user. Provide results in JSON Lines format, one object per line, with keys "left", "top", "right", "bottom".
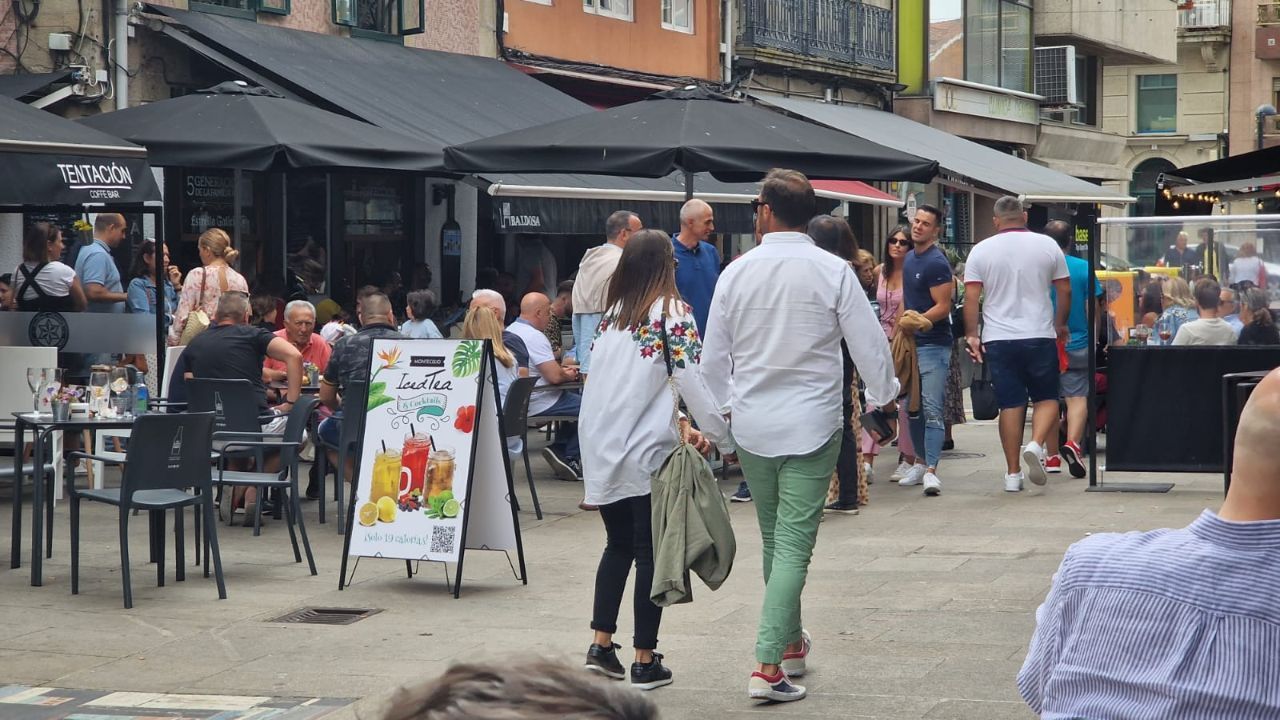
{"left": 823, "top": 502, "right": 859, "bottom": 515}
{"left": 630, "top": 653, "right": 673, "bottom": 690}
{"left": 584, "top": 642, "right": 626, "bottom": 680}
{"left": 542, "top": 447, "right": 580, "bottom": 481}
{"left": 730, "top": 483, "right": 752, "bottom": 503}
{"left": 305, "top": 463, "right": 321, "bottom": 500}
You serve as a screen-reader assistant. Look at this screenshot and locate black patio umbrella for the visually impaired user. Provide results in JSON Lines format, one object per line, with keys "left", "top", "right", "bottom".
{"left": 79, "top": 81, "right": 441, "bottom": 172}
{"left": 443, "top": 86, "right": 938, "bottom": 189}
{"left": 0, "top": 93, "right": 160, "bottom": 206}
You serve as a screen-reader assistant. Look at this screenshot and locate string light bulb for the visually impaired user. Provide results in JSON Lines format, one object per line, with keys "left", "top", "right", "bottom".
{"left": 1172, "top": 200, "right": 1181, "bottom": 209}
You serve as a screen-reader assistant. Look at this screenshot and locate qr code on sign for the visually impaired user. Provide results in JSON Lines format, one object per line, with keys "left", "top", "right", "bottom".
{"left": 430, "top": 526, "right": 457, "bottom": 554}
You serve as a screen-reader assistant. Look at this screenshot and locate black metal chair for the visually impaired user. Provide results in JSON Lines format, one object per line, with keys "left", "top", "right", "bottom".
{"left": 67, "top": 412, "right": 224, "bottom": 609}
{"left": 214, "top": 395, "right": 319, "bottom": 575}
{"left": 316, "top": 380, "right": 366, "bottom": 533}
{"left": 503, "top": 377, "right": 546, "bottom": 520}
{"left": 186, "top": 378, "right": 273, "bottom": 533}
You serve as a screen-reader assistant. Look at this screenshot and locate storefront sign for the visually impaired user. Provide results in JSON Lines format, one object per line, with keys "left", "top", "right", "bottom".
{"left": 1, "top": 152, "right": 160, "bottom": 205}
{"left": 933, "top": 79, "right": 1039, "bottom": 125}
{"left": 497, "top": 201, "right": 543, "bottom": 230}
{"left": 343, "top": 339, "right": 525, "bottom": 597}
{"left": 178, "top": 169, "right": 250, "bottom": 238}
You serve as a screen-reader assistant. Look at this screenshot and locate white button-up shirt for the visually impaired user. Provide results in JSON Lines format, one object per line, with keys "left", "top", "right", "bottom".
{"left": 701, "top": 231, "right": 899, "bottom": 458}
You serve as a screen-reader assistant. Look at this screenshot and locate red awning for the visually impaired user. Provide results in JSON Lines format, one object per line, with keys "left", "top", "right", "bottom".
{"left": 811, "top": 180, "right": 903, "bottom": 207}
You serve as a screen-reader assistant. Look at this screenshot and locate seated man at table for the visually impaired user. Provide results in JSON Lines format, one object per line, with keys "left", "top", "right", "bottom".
{"left": 506, "top": 292, "right": 582, "bottom": 481}
{"left": 316, "top": 291, "right": 404, "bottom": 496}
{"left": 263, "top": 299, "right": 331, "bottom": 404}
{"left": 1172, "top": 278, "right": 1238, "bottom": 347}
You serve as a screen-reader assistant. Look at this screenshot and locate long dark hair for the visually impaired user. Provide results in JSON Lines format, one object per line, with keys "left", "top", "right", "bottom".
{"left": 604, "top": 229, "right": 681, "bottom": 330}
{"left": 882, "top": 225, "right": 909, "bottom": 279}
{"left": 1139, "top": 283, "right": 1163, "bottom": 318}
{"left": 22, "top": 222, "right": 59, "bottom": 264}
{"left": 129, "top": 239, "right": 158, "bottom": 280}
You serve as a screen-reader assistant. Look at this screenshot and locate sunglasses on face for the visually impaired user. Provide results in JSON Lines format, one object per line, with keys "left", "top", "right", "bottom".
{"left": 888, "top": 238, "right": 911, "bottom": 247}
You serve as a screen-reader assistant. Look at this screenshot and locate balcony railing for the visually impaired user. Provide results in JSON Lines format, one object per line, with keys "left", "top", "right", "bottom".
{"left": 1261, "top": 0, "right": 1280, "bottom": 23}
{"left": 1177, "top": 0, "right": 1230, "bottom": 28}
{"left": 739, "top": 0, "right": 895, "bottom": 71}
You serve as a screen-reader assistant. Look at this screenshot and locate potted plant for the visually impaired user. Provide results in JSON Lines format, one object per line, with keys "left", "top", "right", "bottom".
{"left": 51, "top": 386, "right": 82, "bottom": 422}
{"left": 72, "top": 218, "right": 93, "bottom": 246}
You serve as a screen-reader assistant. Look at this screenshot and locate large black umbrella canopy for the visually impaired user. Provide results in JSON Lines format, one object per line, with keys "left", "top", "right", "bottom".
{"left": 1174, "top": 145, "right": 1280, "bottom": 184}
{"left": 444, "top": 86, "right": 938, "bottom": 183}
{"left": 79, "top": 81, "right": 442, "bottom": 172}
{"left": 0, "top": 93, "right": 160, "bottom": 206}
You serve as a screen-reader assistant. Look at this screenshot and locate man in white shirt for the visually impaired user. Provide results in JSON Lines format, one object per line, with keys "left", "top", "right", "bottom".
{"left": 962, "top": 197, "right": 1070, "bottom": 492}
{"left": 1173, "top": 278, "right": 1239, "bottom": 347}
{"left": 572, "top": 210, "right": 641, "bottom": 377}
{"left": 701, "top": 169, "right": 898, "bottom": 704}
{"left": 506, "top": 292, "right": 584, "bottom": 480}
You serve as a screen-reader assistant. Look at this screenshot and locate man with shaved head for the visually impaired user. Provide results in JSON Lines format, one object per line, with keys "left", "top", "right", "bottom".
{"left": 1019, "top": 368, "right": 1280, "bottom": 718}
{"left": 506, "top": 291, "right": 583, "bottom": 480}
{"left": 673, "top": 198, "right": 719, "bottom": 337}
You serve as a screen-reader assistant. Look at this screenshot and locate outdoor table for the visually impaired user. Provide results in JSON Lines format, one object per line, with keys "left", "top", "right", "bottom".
{"left": 531, "top": 380, "right": 583, "bottom": 393}
{"left": 10, "top": 412, "right": 137, "bottom": 587}
{"left": 267, "top": 382, "right": 322, "bottom": 394}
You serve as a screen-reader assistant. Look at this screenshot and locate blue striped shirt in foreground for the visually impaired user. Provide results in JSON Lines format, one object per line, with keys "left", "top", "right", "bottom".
{"left": 1018, "top": 510, "right": 1280, "bottom": 720}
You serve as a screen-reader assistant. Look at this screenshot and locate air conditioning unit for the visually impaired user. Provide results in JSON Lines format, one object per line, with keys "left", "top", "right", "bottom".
{"left": 1034, "top": 45, "right": 1078, "bottom": 106}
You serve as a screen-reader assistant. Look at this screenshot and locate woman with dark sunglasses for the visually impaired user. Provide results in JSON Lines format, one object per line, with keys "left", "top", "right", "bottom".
{"left": 863, "top": 227, "right": 918, "bottom": 483}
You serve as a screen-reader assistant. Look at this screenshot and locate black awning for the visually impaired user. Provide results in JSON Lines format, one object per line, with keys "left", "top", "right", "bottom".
{"left": 491, "top": 194, "right": 838, "bottom": 236}
{"left": 0, "top": 95, "right": 160, "bottom": 206}
{"left": 1176, "top": 145, "right": 1280, "bottom": 184}
{"left": 0, "top": 70, "right": 72, "bottom": 100}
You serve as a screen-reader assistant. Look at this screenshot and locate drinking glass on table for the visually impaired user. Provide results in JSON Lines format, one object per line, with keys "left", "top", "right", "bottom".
{"left": 26, "top": 367, "right": 45, "bottom": 414}
{"left": 88, "top": 371, "right": 109, "bottom": 415}
{"left": 109, "top": 367, "right": 132, "bottom": 416}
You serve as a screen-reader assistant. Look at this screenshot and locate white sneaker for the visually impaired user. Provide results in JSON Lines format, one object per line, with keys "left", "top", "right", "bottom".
{"left": 1004, "top": 472, "right": 1024, "bottom": 492}
{"left": 922, "top": 472, "right": 941, "bottom": 496}
{"left": 898, "top": 464, "right": 926, "bottom": 487}
{"left": 863, "top": 462, "right": 874, "bottom": 484}
{"left": 890, "top": 461, "right": 912, "bottom": 481}
{"left": 1022, "top": 441, "right": 1048, "bottom": 487}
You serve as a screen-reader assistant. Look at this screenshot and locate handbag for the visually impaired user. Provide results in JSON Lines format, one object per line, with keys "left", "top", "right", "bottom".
{"left": 177, "top": 267, "right": 210, "bottom": 346}
{"left": 969, "top": 358, "right": 999, "bottom": 421}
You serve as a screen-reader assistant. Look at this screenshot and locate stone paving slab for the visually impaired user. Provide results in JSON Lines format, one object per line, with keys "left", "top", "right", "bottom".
{"left": 0, "top": 684, "right": 351, "bottom": 719}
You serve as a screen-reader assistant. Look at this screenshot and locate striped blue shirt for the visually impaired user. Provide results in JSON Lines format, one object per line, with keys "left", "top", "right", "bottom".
{"left": 1019, "top": 510, "right": 1280, "bottom": 719}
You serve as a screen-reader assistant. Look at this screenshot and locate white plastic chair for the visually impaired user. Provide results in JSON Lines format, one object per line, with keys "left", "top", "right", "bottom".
{"left": 0, "top": 346, "right": 63, "bottom": 497}
{"left": 93, "top": 346, "right": 185, "bottom": 486}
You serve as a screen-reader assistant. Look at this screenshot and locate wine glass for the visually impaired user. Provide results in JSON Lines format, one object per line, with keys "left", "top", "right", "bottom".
{"left": 109, "top": 367, "right": 131, "bottom": 417}
{"left": 26, "top": 368, "right": 45, "bottom": 414}
{"left": 88, "top": 371, "right": 109, "bottom": 416}
{"left": 41, "top": 368, "right": 62, "bottom": 416}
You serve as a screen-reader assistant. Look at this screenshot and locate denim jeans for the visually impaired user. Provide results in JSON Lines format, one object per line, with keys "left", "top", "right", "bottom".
{"left": 534, "top": 391, "right": 581, "bottom": 460}
{"left": 909, "top": 344, "right": 951, "bottom": 470}
{"left": 572, "top": 312, "right": 604, "bottom": 376}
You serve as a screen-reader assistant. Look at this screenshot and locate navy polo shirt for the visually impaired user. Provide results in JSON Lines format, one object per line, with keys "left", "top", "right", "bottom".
{"left": 672, "top": 234, "right": 720, "bottom": 334}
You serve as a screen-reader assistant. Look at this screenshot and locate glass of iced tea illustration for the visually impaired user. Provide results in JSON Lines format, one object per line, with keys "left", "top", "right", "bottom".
{"left": 371, "top": 448, "right": 402, "bottom": 503}
{"left": 399, "top": 434, "right": 432, "bottom": 501}
{"left": 427, "top": 447, "right": 455, "bottom": 500}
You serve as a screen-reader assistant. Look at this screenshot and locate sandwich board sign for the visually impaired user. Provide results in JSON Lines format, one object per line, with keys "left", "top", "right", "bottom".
{"left": 339, "top": 338, "right": 526, "bottom": 597}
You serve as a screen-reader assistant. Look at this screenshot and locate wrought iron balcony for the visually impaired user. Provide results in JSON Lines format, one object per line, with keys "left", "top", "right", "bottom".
{"left": 1177, "top": 0, "right": 1230, "bottom": 28}
{"left": 739, "top": 0, "right": 895, "bottom": 72}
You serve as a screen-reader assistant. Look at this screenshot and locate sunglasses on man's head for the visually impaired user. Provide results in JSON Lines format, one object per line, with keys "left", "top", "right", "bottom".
{"left": 750, "top": 198, "right": 767, "bottom": 212}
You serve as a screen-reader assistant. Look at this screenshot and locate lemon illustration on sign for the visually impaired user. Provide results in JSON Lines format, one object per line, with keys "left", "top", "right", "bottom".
{"left": 358, "top": 502, "right": 378, "bottom": 527}
{"left": 376, "top": 496, "right": 397, "bottom": 523}
{"left": 442, "top": 498, "right": 461, "bottom": 518}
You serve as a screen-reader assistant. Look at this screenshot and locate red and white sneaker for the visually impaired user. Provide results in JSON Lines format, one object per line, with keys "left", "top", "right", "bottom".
{"left": 1061, "top": 441, "right": 1087, "bottom": 478}
{"left": 780, "top": 629, "right": 812, "bottom": 677}
{"left": 1045, "top": 455, "right": 1062, "bottom": 474}
{"left": 748, "top": 669, "right": 806, "bottom": 702}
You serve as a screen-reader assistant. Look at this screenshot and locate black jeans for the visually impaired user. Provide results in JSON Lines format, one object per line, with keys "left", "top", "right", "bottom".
{"left": 835, "top": 345, "right": 860, "bottom": 507}
{"left": 591, "top": 493, "right": 662, "bottom": 650}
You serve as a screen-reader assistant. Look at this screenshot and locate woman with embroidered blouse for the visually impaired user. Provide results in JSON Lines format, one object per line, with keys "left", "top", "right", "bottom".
{"left": 578, "top": 229, "right": 732, "bottom": 692}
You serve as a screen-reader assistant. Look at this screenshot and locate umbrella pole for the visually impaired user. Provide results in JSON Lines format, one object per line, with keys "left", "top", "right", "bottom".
{"left": 233, "top": 169, "right": 242, "bottom": 252}
{"left": 683, "top": 170, "right": 694, "bottom": 202}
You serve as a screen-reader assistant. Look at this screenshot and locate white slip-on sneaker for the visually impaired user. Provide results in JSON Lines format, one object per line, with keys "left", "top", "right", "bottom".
{"left": 748, "top": 670, "right": 806, "bottom": 702}
{"left": 898, "top": 464, "right": 926, "bottom": 487}
{"left": 922, "top": 472, "right": 941, "bottom": 497}
{"left": 1022, "top": 442, "right": 1048, "bottom": 487}
{"left": 1005, "top": 472, "right": 1025, "bottom": 492}
{"left": 890, "top": 461, "right": 912, "bottom": 481}
{"left": 779, "top": 629, "right": 812, "bottom": 677}
{"left": 863, "top": 461, "right": 874, "bottom": 484}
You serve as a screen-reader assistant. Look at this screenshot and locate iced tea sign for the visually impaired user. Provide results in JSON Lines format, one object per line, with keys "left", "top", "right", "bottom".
{"left": 343, "top": 338, "right": 526, "bottom": 596}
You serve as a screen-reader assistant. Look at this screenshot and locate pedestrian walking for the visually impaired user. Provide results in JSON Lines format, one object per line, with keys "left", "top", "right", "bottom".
{"left": 864, "top": 226, "right": 918, "bottom": 482}
{"left": 962, "top": 197, "right": 1070, "bottom": 491}
{"left": 701, "top": 169, "right": 897, "bottom": 703}
{"left": 898, "top": 204, "right": 954, "bottom": 496}
{"left": 578, "top": 229, "right": 729, "bottom": 692}
{"left": 169, "top": 228, "right": 249, "bottom": 346}
{"left": 573, "top": 211, "right": 641, "bottom": 378}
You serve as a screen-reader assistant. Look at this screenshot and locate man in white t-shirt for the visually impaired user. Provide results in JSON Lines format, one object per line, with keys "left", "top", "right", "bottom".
{"left": 572, "top": 210, "right": 641, "bottom": 377}
{"left": 506, "top": 292, "right": 584, "bottom": 480}
{"left": 963, "top": 197, "right": 1071, "bottom": 492}
{"left": 1173, "top": 278, "right": 1238, "bottom": 347}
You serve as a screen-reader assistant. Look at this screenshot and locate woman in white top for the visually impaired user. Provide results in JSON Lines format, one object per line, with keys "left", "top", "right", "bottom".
{"left": 1228, "top": 241, "right": 1268, "bottom": 289}
{"left": 168, "top": 228, "right": 249, "bottom": 345}
{"left": 578, "top": 229, "right": 731, "bottom": 690}
{"left": 13, "top": 222, "right": 87, "bottom": 312}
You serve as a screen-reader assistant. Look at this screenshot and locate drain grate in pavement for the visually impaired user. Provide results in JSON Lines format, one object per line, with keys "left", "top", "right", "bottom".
{"left": 268, "top": 607, "right": 382, "bottom": 625}
{"left": 941, "top": 451, "right": 985, "bottom": 460}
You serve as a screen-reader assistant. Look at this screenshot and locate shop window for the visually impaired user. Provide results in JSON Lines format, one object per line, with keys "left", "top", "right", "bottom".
{"left": 333, "top": 0, "right": 424, "bottom": 36}
{"left": 1136, "top": 74, "right": 1177, "bottom": 134}
{"left": 191, "top": 0, "right": 288, "bottom": 19}
{"left": 583, "top": 0, "right": 632, "bottom": 21}
{"left": 964, "top": 0, "right": 1032, "bottom": 93}
{"left": 662, "top": 0, "right": 693, "bottom": 32}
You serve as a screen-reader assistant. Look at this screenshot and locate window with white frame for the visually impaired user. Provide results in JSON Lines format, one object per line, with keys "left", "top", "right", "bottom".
{"left": 662, "top": 0, "right": 692, "bottom": 32}
{"left": 583, "top": 0, "right": 632, "bottom": 21}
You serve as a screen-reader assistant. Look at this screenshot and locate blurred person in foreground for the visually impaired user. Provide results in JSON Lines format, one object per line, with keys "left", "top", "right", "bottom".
{"left": 1019, "top": 367, "right": 1280, "bottom": 719}
{"left": 379, "top": 661, "right": 657, "bottom": 720}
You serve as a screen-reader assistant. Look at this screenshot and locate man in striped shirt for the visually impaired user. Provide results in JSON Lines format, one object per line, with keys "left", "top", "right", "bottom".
{"left": 1018, "top": 367, "right": 1280, "bottom": 719}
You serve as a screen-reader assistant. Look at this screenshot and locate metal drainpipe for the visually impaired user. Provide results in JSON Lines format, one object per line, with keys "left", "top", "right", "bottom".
{"left": 114, "top": 0, "right": 129, "bottom": 110}
{"left": 722, "top": 0, "right": 733, "bottom": 84}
